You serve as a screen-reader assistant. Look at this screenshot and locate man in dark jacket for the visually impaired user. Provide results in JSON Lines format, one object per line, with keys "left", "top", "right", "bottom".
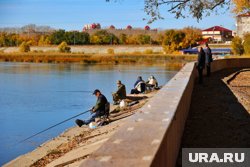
{"left": 130, "top": 76, "right": 146, "bottom": 94}
{"left": 197, "top": 47, "right": 205, "bottom": 84}
{"left": 205, "top": 43, "right": 213, "bottom": 76}
{"left": 75, "top": 89, "right": 108, "bottom": 127}
{"left": 112, "top": 80, "right": 126, "bottom": 105}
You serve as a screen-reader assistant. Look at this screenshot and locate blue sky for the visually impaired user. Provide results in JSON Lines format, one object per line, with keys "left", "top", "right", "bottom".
{"left": 0, "top": 0, "right": 236, "bottom": 31}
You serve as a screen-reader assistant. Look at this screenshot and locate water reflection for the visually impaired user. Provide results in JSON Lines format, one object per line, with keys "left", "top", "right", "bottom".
{"left": 0, "top": 62, "right": 179, "bottom": 165}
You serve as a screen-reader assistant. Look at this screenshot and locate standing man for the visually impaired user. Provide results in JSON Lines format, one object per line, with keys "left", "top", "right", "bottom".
{"left": 112, "top": 80, "right": 126, "bottom": 105}
{"left": 205, "top": 43, "right": 213, "bottom": 76}
{"left": 197, "top": 47, "right": 205, "bottom": 84}
{"left": 75, "top": 89, "right": 108, "bottom": 127}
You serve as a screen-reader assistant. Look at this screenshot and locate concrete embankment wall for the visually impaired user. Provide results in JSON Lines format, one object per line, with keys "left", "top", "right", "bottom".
{"left": 79, "top": 58, "right": 250, "bottom": 167}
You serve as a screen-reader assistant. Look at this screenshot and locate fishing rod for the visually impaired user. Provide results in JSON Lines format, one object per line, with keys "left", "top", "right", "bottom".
{"left": 56, "top": 90, "right": 93, "bottom": 93}
{"left": 18, "top": 109, "right": 91, "bottom": 144}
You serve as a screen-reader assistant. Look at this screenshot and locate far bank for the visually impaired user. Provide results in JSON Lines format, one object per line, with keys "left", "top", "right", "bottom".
{"left": 0, "top": 52, "right": 197, "bottom": 68}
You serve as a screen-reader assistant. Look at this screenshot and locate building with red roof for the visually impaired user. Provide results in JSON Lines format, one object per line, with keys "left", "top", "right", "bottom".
{"left": 236, "top": 12, "right": 250, "bottom": 38}
{"left": 202, "top": 26, "right": 233, "bottom": 42}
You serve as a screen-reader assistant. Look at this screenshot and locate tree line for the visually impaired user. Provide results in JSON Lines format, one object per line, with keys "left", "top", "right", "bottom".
{"left": 0, "top": 27, "right": 202, "bottom": 48}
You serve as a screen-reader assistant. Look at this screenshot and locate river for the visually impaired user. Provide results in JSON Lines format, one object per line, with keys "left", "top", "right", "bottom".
{"left": 0, "top": 62, "right": 178, "bottom": 165}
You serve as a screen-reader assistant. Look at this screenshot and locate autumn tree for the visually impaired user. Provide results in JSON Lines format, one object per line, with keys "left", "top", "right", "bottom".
{"left": 119, "top": 33, "right": 127, "bottom": 44}
{"left": 231, "top": 36, "right": 244, "bottom": 55}
{"left": 38, "top": 35, "right": 51, "bottom": 46}
{"left": 162, "top": 29, "right": 185, "bottom": 53}
{"left": 90, "top": 30, "right": 119, "bottom": 44}
{"left": 182, "top": 27, "right": 202, "bottom": 48}
{"left": 50, "top": 29, "right": 66, "bottom": 44}
{"left": 65, "top": 31, "right": 90, "bottom": 45}
{"left": 243, "top": 33, "right": 250, "bottom": 54}
{"left": 107, "top": 0, "right": 250, "bottom": 23}
{"left": 137, "top": 34, "right": 151, "bottom": 45}
{"left": 232, "top": 0, "right": 250, "bottom": 14}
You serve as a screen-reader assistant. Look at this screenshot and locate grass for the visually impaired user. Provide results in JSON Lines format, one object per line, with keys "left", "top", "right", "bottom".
{"left": 224, "top": 54, "right": 250, "bottom": 58}
{"left": 209, "top": 44, "right": 231, "bottom": 48}
{"left": 0, "top": 52, "right": 197, "bottom": 68}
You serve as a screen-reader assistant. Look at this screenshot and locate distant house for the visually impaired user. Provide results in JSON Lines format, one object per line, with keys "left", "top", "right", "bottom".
{"left": 83, "top": 23, "right": 101, "bottom": 31}
{"left": 236, "top": 12, "right": 250, "bottom": 38}
{"left": 202, "top": 26, "right": 233, "bottom": 42}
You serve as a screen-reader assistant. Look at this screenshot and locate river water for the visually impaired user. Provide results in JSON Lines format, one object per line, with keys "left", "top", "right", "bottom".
{"left": 0, "top": 62, "right": 178, "bottom": 165}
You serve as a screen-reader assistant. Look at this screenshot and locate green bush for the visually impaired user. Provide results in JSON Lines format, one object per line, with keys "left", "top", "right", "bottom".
{"left": 243, "top": 33, "right": 250, "bottom": 54}
{"left": 58, "top": 41, "right": 71, "bottom": 53}
{"left": 231, "top": 36, "right": 244, "bottom": 55}
{"left": 107, "top": 48, "right": 114, "bottom": 54}
{"left": 19, "top": 41, "right": 31, "bottom": 52}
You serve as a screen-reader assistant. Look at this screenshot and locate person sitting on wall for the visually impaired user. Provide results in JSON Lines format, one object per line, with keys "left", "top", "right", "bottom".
{"left": 130, "top": 76, "right": 146, "bottom": 94}
{"left": 146, "top": 75, "right": 158, "bottom": 90}
{"left": 75, "top": 89, "right": 109, "bottom": 127}
{"left": 112, "top": 80, "right": 126, "bottom": 105}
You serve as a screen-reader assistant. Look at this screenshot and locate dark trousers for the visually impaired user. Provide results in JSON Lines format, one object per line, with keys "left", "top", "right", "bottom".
{"left": 131, "top": 89, "right": 140, "bottom": 94}
{"left": 206, "top": 64, "right": 211, "bottom": 76}
{"left": 85, "top": 110, "right": 104, "bottom": 124}
{"left": 198, "top": 68, "right": 203, "bottom": 84}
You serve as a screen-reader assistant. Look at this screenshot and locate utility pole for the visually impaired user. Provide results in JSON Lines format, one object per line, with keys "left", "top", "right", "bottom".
{"left": 74, "top": 31, "right": 76, "bottom": 46}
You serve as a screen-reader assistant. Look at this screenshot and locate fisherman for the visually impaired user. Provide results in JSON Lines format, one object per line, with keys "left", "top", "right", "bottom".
{"left": 146, "top": 75, "right": 158, "bottom": 90}
{"left": 75, "top": 89, "right": 108, "bottom": 127}
{"left": 112, "top": 80, "right": 126, "bottom": 105}
{"left": 131, "top": 76, "right": 146, "bottom": 94}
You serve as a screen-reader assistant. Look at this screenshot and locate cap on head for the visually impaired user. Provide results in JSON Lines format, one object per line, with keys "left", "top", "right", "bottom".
{"left": 117, "top": 80, "right": 121, "bottom": 84}
{"left": 93, "top": 89, "right": 101, "bottom": 95}
{"left": 138, "top": 76, "right": 142, "bottom": 80}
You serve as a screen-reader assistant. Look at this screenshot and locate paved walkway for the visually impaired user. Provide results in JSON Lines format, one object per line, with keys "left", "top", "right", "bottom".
{"left": 176, "top": 68, "right": 250, "bottom": 166}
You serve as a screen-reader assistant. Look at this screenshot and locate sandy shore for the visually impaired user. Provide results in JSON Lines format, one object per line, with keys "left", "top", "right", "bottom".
{"left": 3, "top": 93, "right": 155, "bottom": 167}
{"left": 176, "top": 68, "right": 250, "bottom": 166}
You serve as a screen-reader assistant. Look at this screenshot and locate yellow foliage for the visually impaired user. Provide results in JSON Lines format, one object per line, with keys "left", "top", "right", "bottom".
{"left": 58, "top": 41, "right": 71, "bottom": 53}
{"left": 232, "top": 0, "right": 250, "bottom": 14}
{"left": 19, "top": 41, "right": 31, "bottom": 52}
{"left": 107, "top": 48, "right": 115, "bottom": 54}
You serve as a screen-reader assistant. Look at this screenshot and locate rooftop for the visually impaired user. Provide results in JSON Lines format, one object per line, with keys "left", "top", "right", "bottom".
{"left": 203, "top": 26, "right": 232, "bottom": 32}
{"left": 237, "top": 12, "right": 250, "bottom": 17}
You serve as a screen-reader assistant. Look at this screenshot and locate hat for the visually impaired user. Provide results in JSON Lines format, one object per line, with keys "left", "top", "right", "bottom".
{"left": 117, "top": 80, "right": 121, "bottom": 84}
{"left": 93, "top": 89, "right": 100, "bottom": 95}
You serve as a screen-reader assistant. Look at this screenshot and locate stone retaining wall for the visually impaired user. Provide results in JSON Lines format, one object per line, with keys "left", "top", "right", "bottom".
{"left": 80, "top": 58, "right": 250, "bottom": 167}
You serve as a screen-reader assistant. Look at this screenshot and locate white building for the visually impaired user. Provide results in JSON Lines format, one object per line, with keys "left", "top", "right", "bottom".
{"left": 202, "top": 26, "right": 233, "bottom": 42}
{"left": 236, "top": 12, "right": 250, "bottom": 38}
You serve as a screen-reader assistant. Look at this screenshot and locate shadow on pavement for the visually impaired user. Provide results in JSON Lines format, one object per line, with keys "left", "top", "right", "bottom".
{"left": 176, "top": 68, "right": 250, "bottom": 167}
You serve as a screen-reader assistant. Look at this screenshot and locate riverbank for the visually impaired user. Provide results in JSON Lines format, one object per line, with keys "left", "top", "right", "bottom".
{"left": 1, "top": 45, "right": 164, "bottom": 54}
{"left": 3, "top": 93, "right": 155, "bottom": 167}
{"left": 0, "top": 52, "right": 196, "bottom": 67}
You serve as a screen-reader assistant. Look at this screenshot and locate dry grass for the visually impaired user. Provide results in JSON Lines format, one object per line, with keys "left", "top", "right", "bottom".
{"left": 0, "top": 52, "right": 197, "bottom": 68}
{"left": 224, "top": 54, "right": 250, "bottom": 58}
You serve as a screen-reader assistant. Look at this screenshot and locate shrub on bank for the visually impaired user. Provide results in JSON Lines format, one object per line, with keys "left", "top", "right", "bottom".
{"left": 19, "top": 41, "right": 31, "bottom": 52}
{"left": 107, "top": 48, "right": 114, "bottom": 54}
{"left": 231, "top": 36, "right": 244, "bottom": 55}
{"left": 58, "top": 41, "right": 71, "bottom": 53}
{"left": 144, "top": 49, "right": 153, "bottom": 54}
{"left": 243, "top": 33, "right": 250, "bottom": 54}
